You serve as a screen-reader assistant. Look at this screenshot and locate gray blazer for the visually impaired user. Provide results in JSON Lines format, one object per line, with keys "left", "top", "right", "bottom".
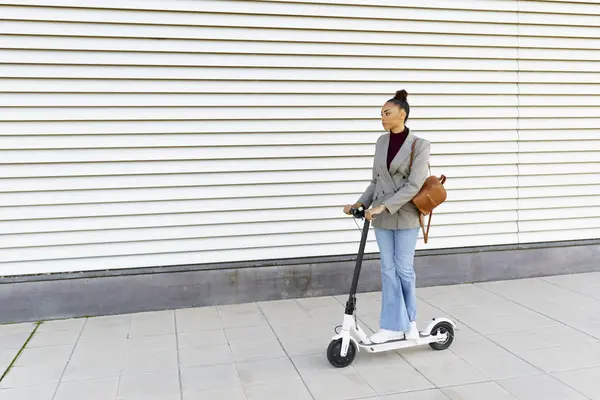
{"left": 357, "top": 131, "right": 431, "bottom": 230}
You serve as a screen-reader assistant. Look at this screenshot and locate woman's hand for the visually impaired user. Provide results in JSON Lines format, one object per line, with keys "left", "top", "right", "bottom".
{"left": 343, "top": 202, "right": 363, "bottom": 215}
{"left": 365, "top": 205, "right": 386, "bottom": 221}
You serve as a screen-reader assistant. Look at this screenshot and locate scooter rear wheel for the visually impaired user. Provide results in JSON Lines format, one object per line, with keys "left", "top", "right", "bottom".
{"left": 429, "top": 321, "right": 454, "bottom": 351}
{"left": 327, "top": 338, "right": 357, "bottom": 368}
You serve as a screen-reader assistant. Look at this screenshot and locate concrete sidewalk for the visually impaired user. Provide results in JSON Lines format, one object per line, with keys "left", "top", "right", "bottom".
{"left": 1, "top": 273, "right": 600, "bottom": 400}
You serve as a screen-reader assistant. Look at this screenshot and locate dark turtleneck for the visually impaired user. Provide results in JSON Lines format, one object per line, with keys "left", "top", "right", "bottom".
{"left": 387, "top": 127, "right": 409, "bottom": 170}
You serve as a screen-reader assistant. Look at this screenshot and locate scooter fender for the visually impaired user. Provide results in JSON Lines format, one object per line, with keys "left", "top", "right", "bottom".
{"left": 424, "top": 317, "right": 457, "bottom": 334}
{"left": 331, "top": 332, "right": 360, "bottom": 354}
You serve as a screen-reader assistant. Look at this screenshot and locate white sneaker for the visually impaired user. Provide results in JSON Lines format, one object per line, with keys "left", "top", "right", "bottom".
{"left": 405, "top": 321, "right": 420, "bottom": 340}
{"left": 369, "top": 329, "right": 405, "bottom": 344}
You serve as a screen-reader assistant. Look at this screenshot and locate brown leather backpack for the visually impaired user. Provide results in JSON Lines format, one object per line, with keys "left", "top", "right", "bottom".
{"left": 409, "top": 139, "right": 447, "bottom": 243}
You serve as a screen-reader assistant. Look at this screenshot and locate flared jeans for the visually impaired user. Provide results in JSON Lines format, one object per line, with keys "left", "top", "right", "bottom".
{"left": 374, "top": 227, "right": 419, "bottom": 332}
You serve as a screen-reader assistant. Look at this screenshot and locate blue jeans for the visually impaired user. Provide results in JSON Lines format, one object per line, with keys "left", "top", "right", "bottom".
{"left": 374, "top": 227, "right": 419, "bottom": 332}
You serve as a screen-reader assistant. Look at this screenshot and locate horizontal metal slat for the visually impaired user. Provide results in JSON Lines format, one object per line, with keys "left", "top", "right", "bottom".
{"left": 520, "top": 206, "right": 600, "bottom": 221}
{"left": 0, "top": 50, "right": 520, "bottom": 71}
{"left": 0, "top": 183, "right": 517, "bottom": 207}
{"left": 0, "top": 79, "right": 519, "bottom": 95}
{"left": 519, "top": 141, "right": 600, "bottom": 152}
{"left": 2, "top": 209, "right": 517, "bottom": 235}
{"left": 519, "top": 195, "right": 600, "bottom": 210}
{"left": 519, "top": 228, "right": 600, "bottom": 243}
{"left": 0, "top": 93, "right": 520, "bottom": 108}
{"left": 0, "top": 221, "right": 518, "bottom": 263}
{"left": 0, "top": 118, "right": 520, "bottom": 135}
{"left": 2, "top": 218, "right": 519, "bottom": 249}
{"left": 0, "top": 65, "right": 519, "bottom": 82}
{"left": 0, "top": 21, "right": 520, "bottom": 47}
{"left": 0, "top": 131, "right": 519, "bottom": 149}
{"left": 0, "top": 6, "right": 519, "bottom": 35}
{"left": 0, "top": 36, "right": 519, "bottom": 59}
{"left": 519, "top": 163, "right": 600, "bottom": 176}
{"left": 0, "top": 173, "right": 517, "bottom": 193}
{"left": 0, "top": 195, "right": 517, "bottom": 223}
{"left": 519, "top": 130, "right": 600, "bottom": 140}
{"left": 519, "top": 173, "right": 600, "bottom": 187}
{"left": 0, "top": 142, "right": 517, "bottom": 163}
{"left": 0, "top": 106, "right": 520, "bottom": 122}
{"left": 0, "top": 0, "right": 519, "bottom": 13}
{"left": 0, "top": 232, "right": 520, "bottom": 276}
{"left": 519, "top": 185, "right": 600, "bottom": 198}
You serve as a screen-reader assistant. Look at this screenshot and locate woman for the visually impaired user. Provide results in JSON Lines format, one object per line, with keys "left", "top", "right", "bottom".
{"left": 343, "top": 89, "right": 430, "bottom": 344}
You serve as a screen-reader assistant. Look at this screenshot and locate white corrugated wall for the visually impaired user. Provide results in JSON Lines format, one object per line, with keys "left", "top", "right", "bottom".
{"left": 0, "top": 0, "right": 598, "bottom": 276}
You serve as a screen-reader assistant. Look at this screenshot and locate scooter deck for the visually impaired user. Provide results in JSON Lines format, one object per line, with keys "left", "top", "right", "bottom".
{"left": 358, "top": 333, "right": 437, "bottom": 352}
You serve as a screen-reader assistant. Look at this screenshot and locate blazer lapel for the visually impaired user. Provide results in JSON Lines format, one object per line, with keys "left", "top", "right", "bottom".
{"left": 389, "top": 131, "right": 415, "bottom": 176}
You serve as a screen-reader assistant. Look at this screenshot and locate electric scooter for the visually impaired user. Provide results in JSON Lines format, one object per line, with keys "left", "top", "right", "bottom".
{"left": 327, "top": 206, "right": 456, "bottom": 368}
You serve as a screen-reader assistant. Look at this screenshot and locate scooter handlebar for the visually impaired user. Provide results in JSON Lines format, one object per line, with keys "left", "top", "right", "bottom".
{"left": 349, "top": 206, "right": 365, "bottom": 219}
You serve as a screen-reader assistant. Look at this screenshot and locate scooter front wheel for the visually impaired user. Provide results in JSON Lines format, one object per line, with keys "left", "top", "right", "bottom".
{"left": 327, "top": 338, "right": 356, "bottom": 368}
{"left": 428, "top": 321, "right": 454, "bottom": 351}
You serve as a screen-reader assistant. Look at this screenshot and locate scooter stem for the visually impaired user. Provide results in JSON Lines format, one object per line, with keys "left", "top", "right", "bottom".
{"left": 345, "top": 217, "right": 370, "bottom": 315}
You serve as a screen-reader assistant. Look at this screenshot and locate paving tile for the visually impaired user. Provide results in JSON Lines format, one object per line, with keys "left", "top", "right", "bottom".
{"left": 402, "top": 348, "right": 488, "bottom": 387}
{"left": 13, "top": 345, "right": 73, "bottom": 367}
{"left": 176, "top": 307, "right": 222, "bottom": 332}
{"left": 117, "top": 370, "right": 180, "bottom": 398}
{"left": 125, "top": 334, "right": 177, "bottom": 354}
{"left": 458, "top": 311, "right": 560, "bottom": 335}
{"left": 553, "top": 366, "right": 600, "bottom": 400}
{"left": 118, "top": 393, "right": 181, "bottom": 400}
{"left": 441, "top": 381, "right": 517, "bottom": 400}
{"left": 449, "top": 335, "right": 540, "bottom": 380}
{"left": 359, "top": 363, "right": 434, "bottom": 395}
{"left": 0, "top": 385, "right": 56, "bottom": 400}
{"left": 0, "top": 323, "right": 35, "bottom": 337}
{"left": 497, "top": 373, "right": 588, "bottom": 400}
{"left": 292, "top": 353, "right": 345, "bottom": 375}
{"left": 178, "top": 330, "right": 227, "bottom": 350}
{"left": 488, "top": 325, "right": 599, "bottom": 353}
{"left": 180, "top": 363, "right": 241, "bottom": 392}
{"left": 230, "top": 338, "right": 286, "bottom": 363}
{"left": 417, "top": 284, "right": 505, "bottom": 307}
{"left": 37, "top": 319, "right": 86, "bottom": 333}
{"left": 129, "top": 311, "right": 175, "bottom": 338}
{"left": 236, "top": 357, "right": 300, "bottom": 386}
{"left": 62, "top": 359, "right": 122, "bottom": 382}
{"left": 0, "top": 351, "right": 16, "bottom": 374}
{"left": 351, "top": 350, "right": 410, "bottom": 373}
{"left": 297, "top": 296, "right": 341, "bottom": 309}
{"left": 183, "top": 386, "right": 247, "bottom": 400}
{"left": 278, "top": 333, "right": 328, "bottom": 356}
{"left": 0, "top": 333, "right": 31, "bottom": 352}
{"left": 78, "top": 324, "right": 129, "bottom": 343}
{"left": 85, "top": 315, "right": 131, "bottom": 329}
{"left": 121, "top": 349, "right": 178, "bottom": 375}
{"left": 217, "top": 303, "right": 260, "bottom": 314}
{"left": 517, "top": 343, "right": 600, "bottom": 373}
{"left": 70, "top": 339, "right": 127, "bottom": 363}
{"left": 244, "top": 377, "right": 312, "bottom": 400}
{"left": 544, "top": 272, "right": 600, "bottom": 300}
{"left": 217, "top": 304, "right": 268, "bottom": 329}
{"left": 54, "top": 376, "right": 119, "bottom": 400}
{"left": 0, "top": 363, "right": 66, "bottom": 388}
{"left": 178, "top": 344, "right": 233, "bottom": 368}
{"left": 27, "top": 329, "right": 81, "bottom": 348}
{"left": 270, "top": 319, "right": 330, "bottom": 340}
{"left": 225, "top": 325, "right": 277, "bottom": 344}
{"left": 302, "top": 368, "right": 376, "bottom": 400}
{"left": 368, "top": 390, "right": 450, "bottom": 400}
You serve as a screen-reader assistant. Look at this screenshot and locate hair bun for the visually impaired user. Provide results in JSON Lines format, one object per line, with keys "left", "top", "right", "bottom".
{"left": 394, "top": 89, "right": 408, "bottom": 101}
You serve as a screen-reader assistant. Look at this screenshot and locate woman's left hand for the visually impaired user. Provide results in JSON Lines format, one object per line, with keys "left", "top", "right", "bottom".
{"left": 365, "top": 205, "right": 386, "bottom": 221}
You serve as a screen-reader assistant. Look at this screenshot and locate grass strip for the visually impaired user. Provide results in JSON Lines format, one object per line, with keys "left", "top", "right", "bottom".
{"left": 0, "top": 321, "right": 42, "bottom": 383}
